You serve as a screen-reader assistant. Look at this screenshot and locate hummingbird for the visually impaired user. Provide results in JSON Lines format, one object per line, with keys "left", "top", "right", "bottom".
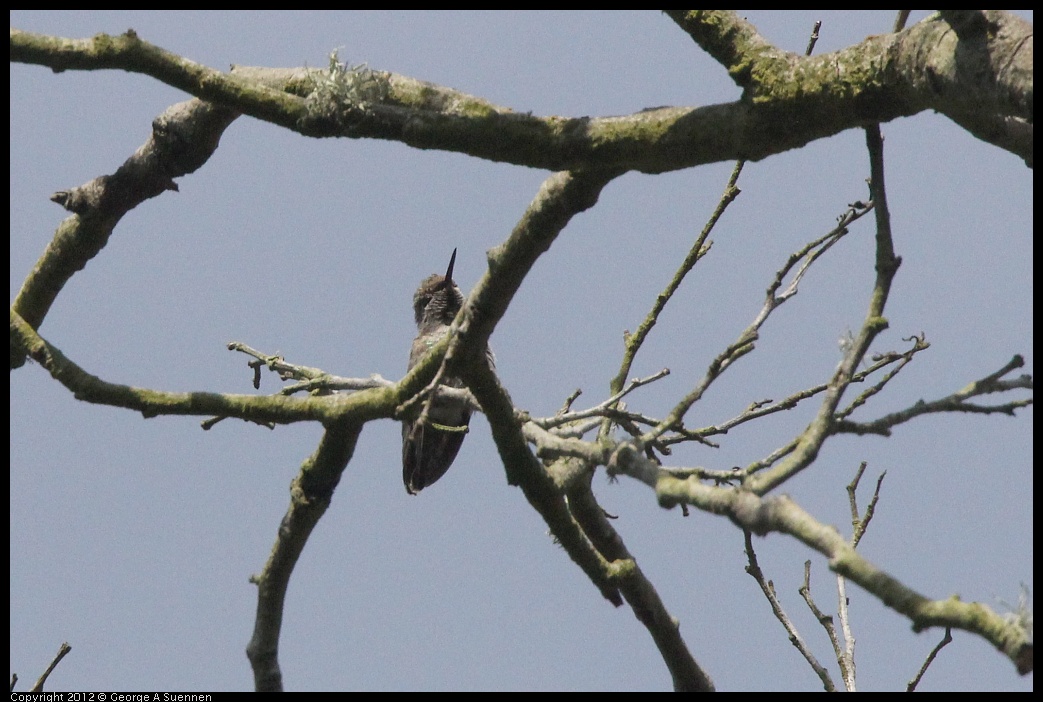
{"left": 402, "top": 248, "right": 470, "bottom": 495}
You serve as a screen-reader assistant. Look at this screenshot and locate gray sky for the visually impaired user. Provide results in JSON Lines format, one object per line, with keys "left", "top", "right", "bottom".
{"left": 10, "top": 11, "right": 1033, "bottom": 692}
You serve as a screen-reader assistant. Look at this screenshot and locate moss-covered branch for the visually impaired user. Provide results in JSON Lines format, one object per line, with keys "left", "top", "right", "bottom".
{"left": 606, "top": 443, "right": 1033, "bottom": 674}
{"left": 11, "top": 14, "right": 1033, "bottom": 173}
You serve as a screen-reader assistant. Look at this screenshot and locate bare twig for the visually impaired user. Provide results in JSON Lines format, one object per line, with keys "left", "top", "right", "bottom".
{"left": 642, "top": 200, "right": 873, "bottom": 448}
{"left": 847, "top": 462, "right": 886, "bottom": 548}
{"left": 907, "top": 628, "right": 953, "bottom": 691}
{"left": 835, "top": 570, "right": 856, "bottom": 690}
{"left": 538, "top": 368, "right": 670, "bottom": 430}
{"left": 669, "top": 333, "right": 926, "bottom": 452}
{"left": 557, "top": 388, "right": 583, "bottom": 415}
{"left": 745, "top": 534, "right": 835, "bottom": 690}
{"left": 798, "top": 560, "right": 847, "bottom": 689}
{"left": 606, "top": 161, "right": 743, "bottom": 406}
{"left": 28, "top": 642, "right": 72, "bottom": 693}
{"left": 893, "top": 11, "right": 912, "bottom": 33}
{"left": 744, "top": 127, "right": 897, "bottom": 496}
{"left": 806, "top": 20, "right": 822, "bottom": 56}
{"left": 11, "top": 310, "right": 340, "bottom": 426}
{"left": 834, "top": 333, "right": 929, "bottom": 420}
{"left": 833, "top": 354, "right": 1032, "bottom": 437}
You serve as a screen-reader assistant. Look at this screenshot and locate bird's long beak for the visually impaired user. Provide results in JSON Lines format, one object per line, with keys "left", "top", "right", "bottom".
{"left": 444, "top": 248, "right": 457, "bottom": 283}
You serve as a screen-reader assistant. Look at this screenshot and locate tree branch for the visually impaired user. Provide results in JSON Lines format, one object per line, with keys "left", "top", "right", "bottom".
{"left": 247, "top": 419, "right": 363, "bottom": 692}
{"left": 9, "top": 97, "right": 238, "bottom": 370}
{"left": 556, "top": 460, "right": 714, "bottom": 691}
{"left": 640, "top": 200, "right": 873, "bottom": 449}
{"left": 464, "top": 359, "right": 625, "bottom": 607}
{"left": 744, "top": 127, "right": 898, "bottom": 495}
{"left": 744, "top": 535, "right": 835, "bottom": 691}
{"left": 11, "top": 13, "right": 1032, "bottom": 174}
{"left": 664, "top": 11, "right": 1032, "bottom": 164}
{"left": 833, "top": 355, "right": 1033, "bottom": 436}
{"left": 608, "top": 443, "right": 1033, "bottom": 674}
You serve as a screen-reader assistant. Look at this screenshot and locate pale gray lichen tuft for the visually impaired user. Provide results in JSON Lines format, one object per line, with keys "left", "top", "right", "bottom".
{"left": 303, "top": 49, "right": 390, "bottom": 129}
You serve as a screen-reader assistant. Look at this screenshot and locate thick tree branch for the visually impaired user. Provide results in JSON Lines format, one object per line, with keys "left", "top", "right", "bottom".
{"left": 11, "top": 14, "right": 1033, "bottom": 174}
{"left": 9, "top": 307, "right": 427, "bottom": 429}
{"left": 464, "top": 359, "right": 625, "bottom": 607}
{"left": 247, "top": 419, "right": 363, "bottom": 692}
{"left": 664, "top": 11, "right": 1032, "bottom": 164}
{"left": 552, "top": 459, "right": 713, "bottom": 691}
{"left": 453, "top": 169, "right": 623, "bottom": 355}
{"left": 607, "top": 444, "right": 1033, "bottom": 674}
{"left": 445, "top": 170, "right": 632, "bottom": 605}
{"left": 9, "top": 98, "right": 238, "bottom": 370}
